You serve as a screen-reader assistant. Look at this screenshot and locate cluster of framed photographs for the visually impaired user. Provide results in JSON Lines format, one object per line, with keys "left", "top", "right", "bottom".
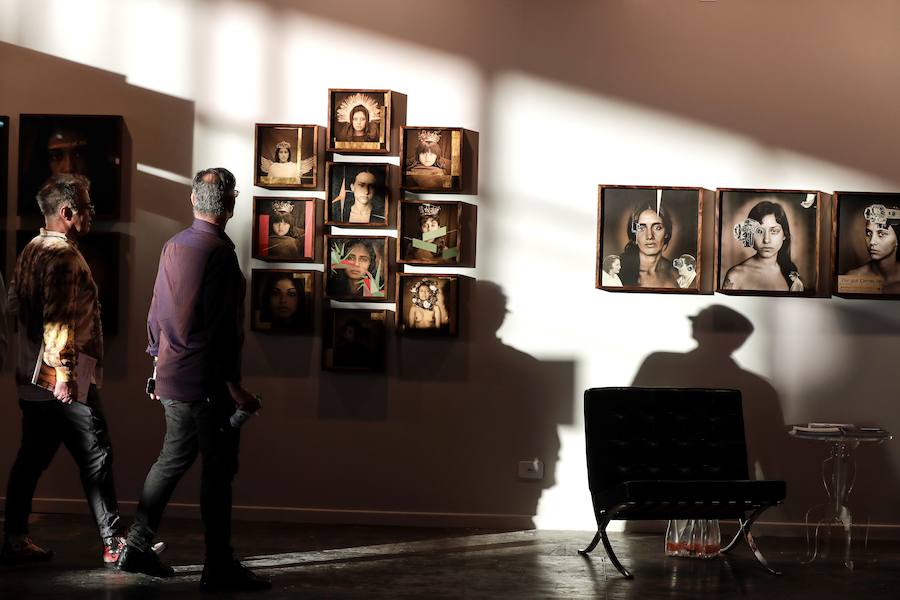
{"left": 596, "top": 185, "right": 900, "bottom": 299}
{"left": 251, "top": 88, "right": 479, "bottom": 373}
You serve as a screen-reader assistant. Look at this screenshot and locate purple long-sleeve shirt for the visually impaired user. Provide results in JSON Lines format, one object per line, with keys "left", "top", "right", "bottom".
{"left": 147, "top": 219, "right": 246, "bottom": 402}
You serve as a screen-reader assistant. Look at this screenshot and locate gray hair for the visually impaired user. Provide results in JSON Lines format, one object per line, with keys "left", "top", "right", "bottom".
{"left": 36, "top": 174, "right": 91, "bottom": 217}
{"left": 192, "top": 167, "right": 236, "bottom": 217}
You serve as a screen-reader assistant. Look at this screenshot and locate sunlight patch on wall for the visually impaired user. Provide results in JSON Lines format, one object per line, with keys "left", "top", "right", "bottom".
{"left": 119, "top": 0, "right": 194, "bottom": 99}
{"left": 203, "top": 1, "right": 268, "bottom": 121}
{"left": 271, "top": 12, "right": 483, "bottom": 128}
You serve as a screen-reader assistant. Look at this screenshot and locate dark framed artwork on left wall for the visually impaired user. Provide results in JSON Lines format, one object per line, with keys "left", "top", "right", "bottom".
{"left": 17, "top": 114, "right": 124, "bottom": 219}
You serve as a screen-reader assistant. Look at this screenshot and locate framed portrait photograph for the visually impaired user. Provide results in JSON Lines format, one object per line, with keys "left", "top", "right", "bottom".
{"left": 18, "top": 114, "right": 124, "bottom": 219}
{"left": 325, "top": 162, "right": 392, "bottom": 227}
{"left": 596, "top": 186, "right": 709, "bottom": 293}
{"left": 400, "top": 127, "right": 464, "bottom": 192}
{"left": 833, "top": 191, "right": 900, "bottom": 298}
{"left": 396, "top": 274, "right": 459, "bottom": 337}
{"left": 250, "top": 269, "right": 316, "bottom": 333}
{"left": 327, "top": 89, "right": 394, "bottom": 154}
{"left": 397, "top": 200, "right": 461, "bottom": 265}
{"left": 717, "top": 188, "right": 823, "bottom": 296}
{"left": 252, "top": 197, "right": 318, "bottom": 262}
{"left": 322, "top": 308, "right": 388, "bottom": 372}
{"left": 324, "top": 235, "right": 390, "bottom": 301}
{"left": 254, "top": 123, "right": 320, "bottom": 189}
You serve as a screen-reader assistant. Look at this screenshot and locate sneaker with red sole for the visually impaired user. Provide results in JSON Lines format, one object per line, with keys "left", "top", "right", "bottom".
{"left": 0, "top": 535, "right": 54, "bottom": 565}
{"left": 102, "top": 536, "right": 126, "bottom": 564}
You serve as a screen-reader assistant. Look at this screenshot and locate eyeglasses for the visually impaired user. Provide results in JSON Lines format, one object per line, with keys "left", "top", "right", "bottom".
{"left": 72, "top": 203, "right": 96, "bottom": 215}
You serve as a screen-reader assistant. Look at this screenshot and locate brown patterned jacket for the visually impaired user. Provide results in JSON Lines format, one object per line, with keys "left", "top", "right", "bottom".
{"left": 10, "top": 229, "right": 103, "bottom": 392}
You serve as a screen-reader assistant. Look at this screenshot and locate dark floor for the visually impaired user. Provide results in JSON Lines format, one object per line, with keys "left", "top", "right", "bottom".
{"left": 1, "top": 514, "right": 899, "bottom": 599}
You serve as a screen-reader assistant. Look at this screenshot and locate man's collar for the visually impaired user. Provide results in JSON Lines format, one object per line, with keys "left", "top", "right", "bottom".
{"left": 191, "top": 218, "right": 234, "bottom": 247}
{"left": 39, "top": 228, "right": 68, "bottom": 239}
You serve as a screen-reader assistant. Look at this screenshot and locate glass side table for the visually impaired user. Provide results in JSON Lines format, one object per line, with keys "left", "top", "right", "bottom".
{"left": 788, "top": 426, "right": 892, "bottom": 570}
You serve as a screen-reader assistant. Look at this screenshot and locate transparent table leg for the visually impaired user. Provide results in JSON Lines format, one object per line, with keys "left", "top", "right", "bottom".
{"left": 807, "top": 440, "right": 857, "bottom": 570}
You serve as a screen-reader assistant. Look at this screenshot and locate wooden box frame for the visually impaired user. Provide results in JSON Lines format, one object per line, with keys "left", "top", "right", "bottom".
{"left": 326, "top": 89, "right": 406, "bottom": 155}
{"left": 324, "top": 161, "right": 395, "bottom": 228}
{"left": 18, "top": 114, "right": 124, "bottom": 220}
{"left": 251, "top": 196, "right": 320, "bottom": 263}
{"left": 396, "top": 273, "right": 459, "bottom": 337}
{"left": 324, "top": 234, "right": 392, "bottom": 302}
{"left": 716, "top": 188, "right": 831, "bottom": 297}
{"left": 254, "top": 123, "right": 324, "bottom": 190}
{"left": 832, "top": 191, "right": 900, "bottom": 299}
{"left": 250, "top": 269, "right": 317, "bottom": 334}
{"left": 596, "top": 185, "right": 714, "bottom": 294}
{"left": 400, "top": 126, "right": 478, "bottom": 194}
{"left": 322, "top": 308, "right": 389, "bottom": 372}
{"left": 397, "top": 199, "right": 464, "bottom": 266}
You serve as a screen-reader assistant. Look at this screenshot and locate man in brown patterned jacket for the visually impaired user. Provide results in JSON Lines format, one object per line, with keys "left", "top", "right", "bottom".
{"left": 1, "top": 174, "right": 124, "bottom": 565}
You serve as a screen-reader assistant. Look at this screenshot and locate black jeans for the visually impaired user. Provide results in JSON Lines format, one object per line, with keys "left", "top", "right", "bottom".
{"left": 4, "top": 387, "right": 121, "bottom": 540}
{"left": 127, "top": 396, "right": 239, "bottom": 563}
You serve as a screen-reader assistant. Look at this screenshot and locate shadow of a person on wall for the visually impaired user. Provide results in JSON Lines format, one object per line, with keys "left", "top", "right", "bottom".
{"left": 631, "top": 305, "right": 786, "bottom": 488}
{"left": 454, "top": 280, "right": 572, "bottom": 524}
{"left": 374, "top": 280, "right": 572, "bottom": 527}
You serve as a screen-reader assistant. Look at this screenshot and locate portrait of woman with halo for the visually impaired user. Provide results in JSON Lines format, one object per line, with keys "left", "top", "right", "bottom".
{"left": 333, "top": 92, "right": 382, "bottom": 143}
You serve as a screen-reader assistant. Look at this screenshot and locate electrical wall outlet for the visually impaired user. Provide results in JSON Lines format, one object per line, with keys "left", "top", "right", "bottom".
{"left": 518, "top": 458, "right": 544, "bottom": 480}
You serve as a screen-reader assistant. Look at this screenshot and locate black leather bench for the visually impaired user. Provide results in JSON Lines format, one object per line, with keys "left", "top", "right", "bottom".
{"left": 579, "top": 387, "right": 786, "bottom": 578}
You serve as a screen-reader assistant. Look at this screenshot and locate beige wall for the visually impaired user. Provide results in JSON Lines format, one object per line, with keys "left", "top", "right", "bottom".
{"left": 1, "top": 0, "right": 900, "bottom": 532}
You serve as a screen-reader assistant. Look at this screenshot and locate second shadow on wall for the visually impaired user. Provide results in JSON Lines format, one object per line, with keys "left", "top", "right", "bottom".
{"left": 630, "top": 304, "right": 800, "bottom": 518}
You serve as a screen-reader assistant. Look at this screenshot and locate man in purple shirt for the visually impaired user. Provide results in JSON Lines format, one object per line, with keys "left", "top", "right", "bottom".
{"left": 118, "top": 168, "right": 269, "bottom": 592}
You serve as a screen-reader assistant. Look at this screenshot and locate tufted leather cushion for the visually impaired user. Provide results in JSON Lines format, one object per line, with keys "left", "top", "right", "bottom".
{"left": 583, "top": 387, "right": 785, "bottom": 518}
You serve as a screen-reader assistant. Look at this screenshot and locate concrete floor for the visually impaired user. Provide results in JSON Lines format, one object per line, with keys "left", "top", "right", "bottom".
{"left": 1, "top": 513, "right": 899, "bottom": 599}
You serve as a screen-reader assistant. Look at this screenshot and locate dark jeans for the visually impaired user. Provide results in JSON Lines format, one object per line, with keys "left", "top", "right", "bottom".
{"left": 4, "top": 387, "right": 121, "bottom": 540}
{"left": 127, "top": 396, "right": 239, "bottom": 563}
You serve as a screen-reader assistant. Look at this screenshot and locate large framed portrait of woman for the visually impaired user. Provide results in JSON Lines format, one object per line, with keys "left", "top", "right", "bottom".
{"left": 833, "top": 191, "right": 900, "bottom": 298}
{"left": 400, "top": 127, "right": 460, "bottom": 192}
{"left": 250, "top": 269, "right": 316, "bottom": 334}
{"left": 324, "top": 235, "right": 391, "bottom": 301}
{"left": 254, "top": 124, "right": 320, "bottom": 189}
{"left": 717, "top": 188, "right": 824, "bottom": 296}
{"left": 324, "top": 162, "right": 393, "bottom": 227}
{"left": 396, "top": 274, "right": 459, "bottom": 337}
{"left": 327, "top": 89, "right": 397, "bottom": 154}
{"left": 397, "top": 200, "right": 462, "bottom": 265}
{"left": 322, "top": 308, "right": 388, "bottom": 372}
{"left": 252, "top": 197, "right": 318, "bottom": 262}
{"left": 596, "top": 186, "right": 711, "bottom": 293}
{"left": 18, "top": 114, "right": 124, "bottom": 219}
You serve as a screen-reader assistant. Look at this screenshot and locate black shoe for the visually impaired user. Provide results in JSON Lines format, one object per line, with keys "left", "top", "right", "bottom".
{"left": 0, "top": 536, "right": 54, "bottom": 564}
{"left": 201, "top": 560, "right": 271, "bottom": 592}
{"left": 117, "top": 544, "right": 175, "bottom": 578}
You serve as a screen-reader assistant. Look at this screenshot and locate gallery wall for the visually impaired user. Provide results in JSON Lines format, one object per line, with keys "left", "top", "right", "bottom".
{"left": 1, "top": 0, "right": 900, "bottom": 534}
